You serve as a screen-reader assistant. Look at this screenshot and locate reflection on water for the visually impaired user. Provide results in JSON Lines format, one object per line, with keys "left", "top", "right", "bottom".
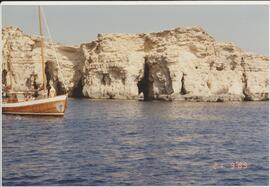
{"left": 2, "top": 99, "right": 269, "bottom": 185}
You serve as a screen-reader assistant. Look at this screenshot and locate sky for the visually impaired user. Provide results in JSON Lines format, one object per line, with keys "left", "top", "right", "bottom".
{"left": 2, "top": 4, "right": 269, "bottom": 56}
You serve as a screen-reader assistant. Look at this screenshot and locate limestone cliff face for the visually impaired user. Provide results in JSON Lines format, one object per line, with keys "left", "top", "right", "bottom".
{"left": 2, "top": 27, "right": 84, "bottom": 96}
{"left": 81, "top": 27, "right": 268, "bottom": 101}
{"left": 2, "top": 26, "right": 269, "bottom": 101}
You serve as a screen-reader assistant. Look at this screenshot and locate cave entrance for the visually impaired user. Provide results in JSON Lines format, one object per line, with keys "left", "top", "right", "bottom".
{"left": 45, "top": 61, "right": 65, "bottom": 95}
{"left": 45, "top": 61, "right": 55, "bottom": 86}
{"left": 137, "top": 62, "right": 153, "bottom": 101}
{"left": 72, "top": 78, "right": 84, "bottom": 98}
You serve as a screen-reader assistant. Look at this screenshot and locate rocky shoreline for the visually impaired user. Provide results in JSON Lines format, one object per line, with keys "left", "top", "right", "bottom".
{"left": 2, "top": 26, "right": 269, "bottom": 101}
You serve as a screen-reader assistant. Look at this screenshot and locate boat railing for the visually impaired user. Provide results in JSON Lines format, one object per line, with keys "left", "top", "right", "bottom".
{"left": 2, "top": 91, "right": 49, "bottom": 103}
{"left": 8, "top": 91, "right": 35, "bottom": 94}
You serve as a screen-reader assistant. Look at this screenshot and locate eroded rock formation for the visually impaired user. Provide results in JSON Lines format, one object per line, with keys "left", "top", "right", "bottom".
{"left": 2, "top": 26, "right": 269, "bottom": 101}
{"left": 2, "top": 26, "right": 84, "bottom": 96}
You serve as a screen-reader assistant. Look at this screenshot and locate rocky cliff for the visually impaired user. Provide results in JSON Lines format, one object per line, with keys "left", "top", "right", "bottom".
{"left": 2, "top": 26, "right": 269, "bottom": 101}
{"left": 2, "top": 26, "right": 84, "bottom": 97}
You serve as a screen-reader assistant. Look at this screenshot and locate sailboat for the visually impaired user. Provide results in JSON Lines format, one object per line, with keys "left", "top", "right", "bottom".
{"left": 2, "top": 6, "right": 68, "bottom": 116}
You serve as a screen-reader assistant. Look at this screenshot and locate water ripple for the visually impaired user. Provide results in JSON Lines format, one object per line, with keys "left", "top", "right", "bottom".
{"left": 2, "top": 99, "right": 269, "bottom": 185}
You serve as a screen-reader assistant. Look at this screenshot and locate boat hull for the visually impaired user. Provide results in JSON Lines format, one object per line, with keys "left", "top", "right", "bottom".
{"left": 2, "top": 95, "right": 68, "bottom": 116}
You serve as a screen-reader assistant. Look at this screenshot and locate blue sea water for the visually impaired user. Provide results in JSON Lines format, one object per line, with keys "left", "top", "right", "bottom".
{"left": 2, "top": 99, "right": 269, "bottom": 185}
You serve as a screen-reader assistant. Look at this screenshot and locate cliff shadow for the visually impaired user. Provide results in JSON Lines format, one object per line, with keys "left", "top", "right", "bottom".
{"left": 55, "top": 46, "right": 85, "bottom": 98}
{"left": 137, "top": 62, "right": 154, "bottom": 101}
{"left": 45, "top": 60, "right": 66, "bottom": 95}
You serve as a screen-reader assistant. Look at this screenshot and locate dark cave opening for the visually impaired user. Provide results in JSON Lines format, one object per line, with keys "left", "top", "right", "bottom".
{"left": 72, "top": 78, "right": 84, "bottom": 98}
{"left": 45, "top": 61, "right": 55, "bottom": 96}
{"left": 102, "top": 73, "right": 111, "bottom": 86}
{"left": 137, "top": 62, "right": 152, "bottom": 101}
{"left": 55, "top": 78, "right": 66, "bottom": 95}
{"left": 45, "top": 61, "right": 54, "bottom": 85}
{"left": 180, "top": 73, "right": 187, "bottom": 95}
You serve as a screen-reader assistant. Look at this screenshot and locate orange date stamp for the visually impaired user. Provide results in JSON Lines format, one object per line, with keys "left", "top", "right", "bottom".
{"left": 211, "top": 161, "right": 248, "bottom": 170}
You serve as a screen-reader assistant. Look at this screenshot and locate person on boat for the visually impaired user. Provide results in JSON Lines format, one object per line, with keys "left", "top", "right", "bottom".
{"left": 2, "top": 84, "right": 8, "bottom": 103}
{"left": 48, "top": 81, "right": 56, "bottom": 97}
{"left": 2, "top": 83, "right": 7, "bottom": 98}
{"left": 2, "top": 83, "right": 12, "bottom": 101}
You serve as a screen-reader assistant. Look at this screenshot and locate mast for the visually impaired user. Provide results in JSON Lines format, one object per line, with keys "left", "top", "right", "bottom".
{"left": 6, "top": 41, "right": 13, "bottom": 90}
{"left": 38, "top": 6, "right": 46, "bottom": 94}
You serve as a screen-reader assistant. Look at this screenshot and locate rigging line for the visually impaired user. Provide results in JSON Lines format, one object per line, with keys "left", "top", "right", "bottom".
{"left": 40, "top": 6, "right": 68, "bottom": 93}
